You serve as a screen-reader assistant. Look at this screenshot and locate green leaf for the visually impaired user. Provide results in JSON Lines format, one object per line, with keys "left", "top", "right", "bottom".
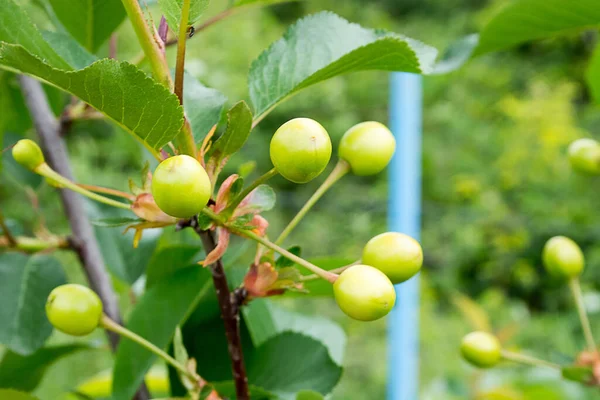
{"left": 248, "top": 11, "right": 437, "bottom": 118}
{"left": 247, "top": 332, "right": 342, "bottom": 398}
{"left": 237, "top": 184, "right": 276, "bottom": 214}
{"left": 0, "top": 45, "right": 184, "bottom": 154}
{"left": 145, "top": 244, "right": 202, "bottom": 287}
{"left": 586, "top": 41, "right": 600, "bottom": 103}
{"left": 0, "top": 389, "right": 39, "bottom": 400}
{"left": 474, "top": 0, "right": 600, "bottom": 56}
{"left": 183, "top": 73, "right": 227, "bottom": 143}
{"left": 0, "top": 0, "right": 69, "bottom": 69}
{"left": 275, "top": 246, "right": 301, "bottom": 268}
{"left": 0, "top": 253, "right": 66, "bottom": 355}
{"left": 242, "top": 299, "right": 345, "bottom": 365}
{"left": 431, "top": 34, "right": 478, "bottom": 75}
{"left": 112, "top": 266, "right": 213, "bottom": 400}
{"left": 41, "top": 31, "right": 96, "bottom": 70}
{"left": 208, "top": 101, "right": 253, "bottom": 165}
{"left": 211, "top": 382, "right": 275, "bottom": 399}
{"left": 296, "top": 391, "right": 324, "bottom": 400}
{"left": 91, "top": 217, "right": 142, "bottom": 227}
{"left": 91, "top": 205, "right": 160, "bottom": 285}
{"left": 0, "top": 73, "right": 32, "bottom": 135}
{"left": 561, "top": 365, "right": 594, "bottom": 383}
{"left": 234, "top": 0, "right": 295, "bottom": 6}
{"left": 0, "top": 345, "right": 91, "bottom": 391}
{"left": 158, "top": 0, "right": 209, "bottom": 34}
{"left": 47, "top": 0, "right": 126, "bottom": 52}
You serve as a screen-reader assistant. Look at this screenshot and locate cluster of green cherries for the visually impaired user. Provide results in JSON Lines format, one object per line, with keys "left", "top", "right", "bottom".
{"left": 460, "top": 136, "right": 599, "bottom": 369}
{"left": 13, "top": 117, "right": 424, "bottom": 335}
{"left": 461, "top": 236, "right": 585, "bottom": 368}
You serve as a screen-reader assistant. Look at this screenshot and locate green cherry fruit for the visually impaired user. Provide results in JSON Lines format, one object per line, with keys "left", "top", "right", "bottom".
{"left": 338, "top": 121, "right": 396, "bottom": 176}
{"left": 568, "top": 138, "right": 600, "bottom": 175}
{"left": 270, "top": 118, "right": 332, "bottom": 183}
{"left": 151, "top": 155, "right": 212, "bottom": 218}
{"left": 542, "top": 236, "right": 584, "bottom": 279}
{"left": 46, "top": 284, "right": 103, "bottom": 336}
{"left": 460, "top": 331, "right": 502, "bottom": 368}
{"left": 12, "top": 139, "right": 45, "bottom": 171}
{"left": 362, "top": 232, "right": 423, "bottom": 284}
{"left": 333, "top": 264, "right": 396, "bottom": 321}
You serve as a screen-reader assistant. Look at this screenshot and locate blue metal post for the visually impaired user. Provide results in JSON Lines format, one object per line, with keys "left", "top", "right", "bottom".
{"left": 387, "top": 72, "right": 422, "bottom": 400}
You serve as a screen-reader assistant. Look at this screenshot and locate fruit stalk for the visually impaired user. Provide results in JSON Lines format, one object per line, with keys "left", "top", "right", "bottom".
{"left": 19, "top": 75, "right": 124, "bottom": 349}
{"left": 501, "top": 350, "right": 561, "bottom": 370}
{"left": 569, "top": 278, "right": 597, "bottom": 352}
{"left": 275, "top": 159, "right": 350, "bottom": 245}
{"left": 36, "top": 164, "right": 132, "bottom": 210}
{"left": 197, "top": 228, "right": 250, "bottom": 400}
{"left": 120, "top": 0, "right": 172, "bottom": 89}
{"left": 231, "top": 226, "right": 338, "bottom": 283}
{"left": 100, "top": 315, "right": 202, "bottom": 384}
{"left": 173, "top": 0, "right": 198, "bottom": 157}
{"left": 226, "top": 168, "right": 278, "bottom": 213}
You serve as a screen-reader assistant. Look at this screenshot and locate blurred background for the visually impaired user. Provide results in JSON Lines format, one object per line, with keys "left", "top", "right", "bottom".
{"left": 3, "top": 0, "right": 600, "bottom": 398}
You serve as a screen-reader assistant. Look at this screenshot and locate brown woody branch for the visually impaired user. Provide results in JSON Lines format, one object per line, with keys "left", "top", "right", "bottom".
{"left": 19, "top": 75, "right": 151, "bottom": 400}
{"left": 178, "top": 216, "right": 250, "bottom": 400}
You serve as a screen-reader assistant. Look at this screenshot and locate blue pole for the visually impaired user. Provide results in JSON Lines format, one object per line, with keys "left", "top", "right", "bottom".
{"left": 387, "top": 72, "right": 422, "bottom": 400}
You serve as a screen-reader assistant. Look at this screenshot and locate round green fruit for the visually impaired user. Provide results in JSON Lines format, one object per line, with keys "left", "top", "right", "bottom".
{"left": 270, "top": 118, "right": 332, "bottom": 183}
{"left": 12, "top": 139, "right": 45, "bottom": 171}
{"left": 338, "top": 121, "right": 395, "bottom": 176}
{"left": 362, "top": 232, "right": 423, "bottom": 284}
{"left": 333, "top": 264, "right": 396, "bottom": 321}
{"left": 542, "top": 236, "right": 584, "bottom": 279}
{"left": 460, "top": 331, "right": 501, "bottom": 368}
{"left": 568, "top": 138, "right": 600, "bottom": 175}
{"left": 46, "top": 284, "right": 103, "bottom": 336}
{"left": 151, "top": 155, "right": 212, "bottom": 218}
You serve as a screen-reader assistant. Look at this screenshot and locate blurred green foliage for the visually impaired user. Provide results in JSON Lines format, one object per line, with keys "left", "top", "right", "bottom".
{"left": 2, "top": 0, "right": 600, "bottom": 398}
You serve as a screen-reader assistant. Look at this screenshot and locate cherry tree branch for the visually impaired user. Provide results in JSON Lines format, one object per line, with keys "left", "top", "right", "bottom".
{"left": 179, "top": 217, "right": 250, "bottom": 400}
{"left": 18, "top": 75, "right": 151, "bottom": 400}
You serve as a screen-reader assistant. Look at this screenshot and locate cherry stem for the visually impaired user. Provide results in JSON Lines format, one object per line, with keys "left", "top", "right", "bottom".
{"left": 100, "top": 314, "right": 201, "bottom": 384}
{"left": 120, "top": 0, "right": 172, "bottom": 89}
{"left": 35, "top": 164, "right": 132, "bottom": 210}
{"left": 77, "top": 184, "right": 136, "bottom": 201}
{"left": 230, "top": 227, "right": 337, "bottom": 283}
{"left": 0, "top": 210, "right": 17, "bottom": 246}
{"left": 500, "top": 349, "right": 561, "bottom": 370}
{"left": 0, "top": 235, "right": 70, "bottom": 253}
{"left": 172, "top": 0, "right": 197, "bottom": 158}
{"left": 569, "top": 278, "right": 597, "bottom": 352}
{"left": 298, "top": 260, "right": 360, "bottom": 282}
{"left": 275, "top": 159, "right": 350, "bottom": 246}
{"left": 226, "top": 168, "right": 278, "bottom": 213}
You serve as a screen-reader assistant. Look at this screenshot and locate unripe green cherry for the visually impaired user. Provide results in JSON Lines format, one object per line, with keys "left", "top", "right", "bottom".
{"left": 333, "top": 264, "right": 396, "bottom": 321}
{"left": 151, "top": 155, "right": 211, "bottom": 218}
{"left": 362, "top": 232, "right": 423, "bottom": 284}
{"left": 270, "top": 118, "right": 332, "bottom": 183}
{"left": 568, "top": 138, "right": 600, "bottom": 175}
{"left": 46, "top": 284, "right": 103, "bottom": 336}
{"left": 460, "top": 331, "right": 502, "bottom": 368}
{"left": 542, "top": 236, "right": 584, "bottom": 279}
{"left": 338, "top": 121, "right": 396, "bottom": 176}
{"left": 12, "top": 139, "right": 45, "bottom": 171}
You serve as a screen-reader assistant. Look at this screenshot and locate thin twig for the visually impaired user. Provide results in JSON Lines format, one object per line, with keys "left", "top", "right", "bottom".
{"left": 165, "top": 8, "right": 235, "bottom": 46}
{"left": 19, "top": 75, "right": 151, "bottom": 400}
